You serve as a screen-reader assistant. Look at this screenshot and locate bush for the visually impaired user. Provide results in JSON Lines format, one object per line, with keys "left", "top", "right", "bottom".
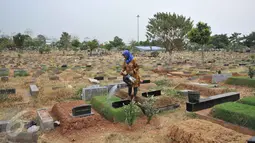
{"left": 238, "top": 96, "right": 255, "bottom": 106}
{"left": 211, "top": 102, "right": 255, "bottom": 130}
{"left": 91, "top": 96, "right": 142, "bottom": 122}
{"left": 248, "top": 67, "right": 255, "bottom": 79}
{"left": 139, "top": 96, "right": 158, "bottom": 124}
{"left": 123, "top": 101, "right": 140, "bottom": 127}
{"left": 151, "top": 51, "right": 159, "bottom": 57}
{"left": 225, "top": 77, "right": 255, "bottom": 87}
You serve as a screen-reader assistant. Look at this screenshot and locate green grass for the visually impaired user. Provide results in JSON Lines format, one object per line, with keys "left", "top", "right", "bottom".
{"left": 225, "top": 76, "right": 255, "bottom": 87}
{"left": 238, "top": 96, "right": 255, "bottom": 106}
{"left": 0, "top": 70, "right": 9, "bottom": 77}
{"left": 14, "top": 70, "right": 29, "bottom": 77}
{"left": 211, "top": 102, "right": 255, "bottom": 130}
{"left": 91, "top": 96, "right": 142, "bottom": 122}
{"left": 154, "top": 79, "right": 171, "bottom": 87}
{"left": 164, "top": 89, "right": 186, "bottom": 100}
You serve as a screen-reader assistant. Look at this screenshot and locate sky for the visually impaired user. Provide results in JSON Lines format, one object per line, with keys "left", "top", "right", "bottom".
{"left": 0, "top": 0, "right": 254, "bottom": 43}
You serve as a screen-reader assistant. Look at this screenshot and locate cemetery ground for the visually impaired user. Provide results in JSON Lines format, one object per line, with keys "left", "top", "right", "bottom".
{"left": 0, "top": 51, "right": 255, "bottom": 143}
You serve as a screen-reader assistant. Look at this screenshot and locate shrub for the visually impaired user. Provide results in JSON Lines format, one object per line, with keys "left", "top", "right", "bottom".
{"left": 225, "top": 77, "right": 255, "bottom": 87}
{"left": 123, "top": 101, "right": 140, "bottom": 127}
{"left": 155, "top": 79, "right": 171, "bottom": 87}
{"left": 139, "top": 96, "right": 158, "bottom": 124}
{"left": 238, "top": 96, "right": 255, "bottom": 106}
{"left": 248, "top": 67, "right": 255, "bottom": 79}
{"left": 151, "top": 51, "right": 159, "bottom": 57}
{"left": 211, "top": 102, "right": 255, "bottom": 130}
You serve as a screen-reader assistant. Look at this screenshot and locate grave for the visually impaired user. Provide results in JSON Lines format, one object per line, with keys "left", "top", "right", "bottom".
{"left": 14, "top": 69, "right": 28, "bottom": 77}
{"left": 71, "top": 104, "right": 94, "bottom": 117}
{"left": 141, "top": 80, "right": 150, "bottom": 84}
{"left": 52, "top": 101, "right": 103, "bottom": 133}
{"left": 0, "top": 89, "right": 16, "bottom": 94}
{"left": 186, "top": 92, "right": 240, "bottom": 112}
{"left": 1, "top": 76, "right": 8, "bottom": 82}
{"left": 212, "top": 73, "right": 232, "bottom": 83}
{"left": 157, "top": 103, "right": 180, "bottom": 113}
{"left": 0, "top": 68, "right": 9, "bottom": 76}
{"left": 82, "top": 86, "right": 108, "bottom": 101}
{"left": 37, "top": 108, "right": 54, "bottom": 131}
{"left": 30, "top": 85, "right": 39, "bottom": 96}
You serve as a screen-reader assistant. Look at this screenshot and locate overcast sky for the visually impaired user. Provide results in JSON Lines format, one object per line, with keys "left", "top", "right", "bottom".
{"left": 0, "top": 0, "right": 254, "bottom": 43}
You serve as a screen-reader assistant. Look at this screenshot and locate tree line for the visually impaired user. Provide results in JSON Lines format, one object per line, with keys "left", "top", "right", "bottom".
{"left": 1, "top": 12, "right": 255, "bottom": 55}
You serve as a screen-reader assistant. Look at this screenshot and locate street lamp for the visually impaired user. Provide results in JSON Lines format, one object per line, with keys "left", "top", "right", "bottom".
{"left": 137, "top": 15, "right": 140, "bottom": 43}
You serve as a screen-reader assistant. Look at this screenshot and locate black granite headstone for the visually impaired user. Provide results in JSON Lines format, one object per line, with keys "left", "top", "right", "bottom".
{"left": 0, "top": 89, "right": 16, "bottom": 94}
{"left": 72, "top": 104, "right": 92, "bottom": 117}
{"left": 142, "top": 90, "right": 161, "bottom": 97}
{"left": 112, "top": 100, "right": 131, "bottom": 108}
{"left": 94, "top": 76, "right": 104, "bottom": 80}
{"left": 248, "top": 136, "right": 255, "bottom": 143}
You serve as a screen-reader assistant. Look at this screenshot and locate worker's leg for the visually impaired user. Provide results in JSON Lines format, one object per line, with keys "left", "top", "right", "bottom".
{"left": 133, "top": 87, "right": 138, "bottom": 97}
{"left": 128, "top": 86, "right": 132, "bottom": 97}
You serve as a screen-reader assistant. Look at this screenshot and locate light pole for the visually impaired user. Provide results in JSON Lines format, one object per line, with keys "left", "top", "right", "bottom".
{"left": 137, "top": 15, "right": 140, "bottom": 43}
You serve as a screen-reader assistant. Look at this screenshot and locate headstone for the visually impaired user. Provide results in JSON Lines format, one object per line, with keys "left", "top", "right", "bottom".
{"left": 82, "top": 87, "right": 108, "bottom": 101}
{"left": 248, "top": 136, "right": 255, "bottom": 143}
{"left": 71, "top": 104, "right": 93, "bottom": 117}
{"left": 1, "top": 76, "right": 8, "bottom": 82}
{"left": 37, "top": 108, "right": 54, "bottom": 131}
{"left": 88, "top": 78, "right": 100, "bottom": 84}
{"left": 30, "top": 85, "right": 39, "bottom": 96}
{"left": 0, "top": 89, "right": 16, "bottom": 94}
{"left": 212, "top": 74, "right": 232, "bottom": 83}
{"left": 0, "top": 120, "right": 9, "bottom": 132}
{"left": 94, "top": 76, "right": 104, "bottom": 80}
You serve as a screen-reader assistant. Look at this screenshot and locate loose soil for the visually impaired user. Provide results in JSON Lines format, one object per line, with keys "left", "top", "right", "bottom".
{"left": 168, "top": 119, "right": 251, "bottom": 143}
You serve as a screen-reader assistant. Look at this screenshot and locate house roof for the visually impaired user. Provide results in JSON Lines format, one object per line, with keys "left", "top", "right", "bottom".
{"left": 135, "top": 46, "right": 164, "bottom": 51}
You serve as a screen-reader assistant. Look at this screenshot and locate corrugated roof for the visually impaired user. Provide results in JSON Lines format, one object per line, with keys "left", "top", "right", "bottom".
{"left": 135, "top": 46, "right": 164, "bottom": 51}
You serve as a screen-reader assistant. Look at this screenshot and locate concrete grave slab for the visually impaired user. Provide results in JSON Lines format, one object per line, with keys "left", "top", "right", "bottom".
{"left": 212, "top": 73, "right": 232, "bottom": 83}
{"left": 37, "top": 108, "right": 54, "bottom": 131}
{"left": 30, "top": 85, "right": 39, "bottom": 96}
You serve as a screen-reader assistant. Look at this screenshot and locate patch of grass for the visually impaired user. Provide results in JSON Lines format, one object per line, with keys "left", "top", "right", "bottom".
{"left": 0, "top": 94, "right": 8, "bottom": 102}
{"left": 154, "top": 79, "right": 172, "bottom": 87}
{"left": 211, "top": 102, "right": 255, "bottom": 130}
{"left": 14, "top": 70, "right": 29, "bottom": 77}
{"left": 91, "top": 96, "right": 142, "bottom": 122}
{"left": 164, "top": 89, "right": 186, "bottom": 100}
{"left": 186, "top": 112, "right": 197, "bottom": 118}
{"left": 238, "top": 96, "right": 255, "bottom": 106}
{"left": 225, "top": 76, "right": 255, "bottom": 87}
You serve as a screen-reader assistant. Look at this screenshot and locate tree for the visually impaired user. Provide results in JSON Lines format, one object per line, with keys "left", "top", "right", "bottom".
{"left": 188, "top": 22, "right": 212, "bottom": 64}
{"left": 243, "top": 32, "right": 255, "bottom": 47}
{"left": 102, "top": 42, "right": 113, "bottom": 51}
{"left": 146, "top": 12, "right": 193, "bottom": 62}
{"left": 109, "top": 36, "right": 125, "bottom": 48}
{"left": 13, "top": 33, "right": 30, "bottom": 50}
{"left": 59, "top": 32, "right": 71, "bottom": 51}
{"left": 209, "top": 34, "right": 229, "bottom": 49}
{"left": 71, "top": 39, "right": 80, "bottom": 54}
{"left": 37, "top": 34, "right": 46, "bottom": 46}
{"left": 0, "top": 37, "right": 14, "bottom": 51}
{"left": 229, "top": 32, "right": 244, "bottom": 51}
{"left": 87, "top": 39, "right": 99, "bottom": 56}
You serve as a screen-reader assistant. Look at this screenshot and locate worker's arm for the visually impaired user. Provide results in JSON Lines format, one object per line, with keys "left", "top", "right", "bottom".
{"left": 133, "top": 59, "right": 139, "bottom": 74}
{"left": 121, "top": 61, "right": 126, "bottom": 75}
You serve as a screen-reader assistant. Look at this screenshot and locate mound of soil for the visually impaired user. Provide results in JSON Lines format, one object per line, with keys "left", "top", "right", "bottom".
{"left": 51, "top": 101, "right": 105, "bottom": 134}
{"left": 176, "top": 83, "right": 227, "bottom": 97}
{"left": 168, "top": 119, "right": 250, "bottom": 143}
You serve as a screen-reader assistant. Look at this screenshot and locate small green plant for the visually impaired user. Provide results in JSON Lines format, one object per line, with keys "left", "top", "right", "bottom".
{"left": 0, "top": 94, "right": 8, "bottom": 102}
{"left": 248, "top": 67, "right": 255, "bottom": 79}
{"left": 251, "top": 55, "right": 255, "bottom": 63}
{"left": 186, "top": 112, "right": 197, "bottom": 118}
{"left": 123, "top": 101, "right": 139, "bottom": 127}
{"left": 140, "top": 96, "right": 158, "bottom": 124}
{"left": 18, "top": 53, "right": 21, "bottom": 58}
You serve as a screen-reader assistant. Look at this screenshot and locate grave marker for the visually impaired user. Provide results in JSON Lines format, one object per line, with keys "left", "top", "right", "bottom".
{"left": 212, "top": 74, "right": 232, "bottom": 83}
{"left": 37, "top": 108, "right": 54, "bottom": 131}
{"left": 0, "top": 89, "right": 16, "bottom": 94}
{"left": 71, "top": 104, "right": 93, "bottom": 117}
{"left": 82, "top": 87, "right": 108, "bottom": 101}
{"left": 108, "top": 77, "right": 117, "bottom": 80}
{"left": 30, "top": 85, "right": 39, "bottom": 96}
